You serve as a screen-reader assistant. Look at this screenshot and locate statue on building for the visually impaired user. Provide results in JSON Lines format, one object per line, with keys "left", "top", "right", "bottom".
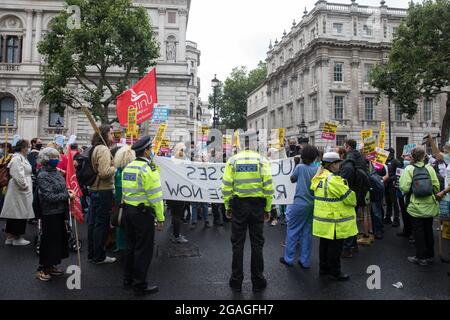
{"left": 166, "top": 40, "right": 176, "bottom": 61}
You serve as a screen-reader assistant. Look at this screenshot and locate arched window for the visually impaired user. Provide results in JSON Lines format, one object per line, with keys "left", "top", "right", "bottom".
{"left": 48, "top": 104, "right": 64, "bottom": 128}
{"left": 0, "top": 96, "right": 15, "bottom": 125}
{"left": 189, "top": 102, "right": 194, "bottom": 118}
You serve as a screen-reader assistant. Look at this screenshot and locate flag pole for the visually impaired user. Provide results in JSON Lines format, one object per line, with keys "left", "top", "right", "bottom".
{"left": 73, "top": 205, "right": 82, "bottom": 271}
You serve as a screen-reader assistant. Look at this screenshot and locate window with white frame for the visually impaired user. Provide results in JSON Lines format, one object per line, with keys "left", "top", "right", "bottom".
{"left": 334, "top": 63, "right": 343, "bottom": 82}
{"left": 363, "top": 25, "right": 373, "bottom": 36}
{"left": 395, "top": 104, "right": 403, "bottom": 121}
{"left": 336, "top": 135, "right": 347, "bottom": 147}
{"left": 424, "top": 99, "right": 432, "bottom": 122}
{"left": 49, "top": 104, "right": 65, "bottom": 128}
{"left": 364, "top": 64, "right": 374, "bottom": 83}
{"left": 0, "top": 96, "right": 15, "bottom": 126}
{"left": 334, "top": 96, "right": 344, "bottom": 120}
{"left": 168, "top": 11, "right": 177, "bottom": 24}
{"left": 364, "top": 97, "right": 374, "bottom": 120}
{"left": 333, "top": 23, "right": 343, "bottom": 34}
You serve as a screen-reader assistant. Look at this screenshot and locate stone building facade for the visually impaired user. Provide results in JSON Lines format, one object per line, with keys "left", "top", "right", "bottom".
{"left": 0, "top": 0, "right": 202, "bottom": 146}
{"left": 248, "top": 0, "right": 446, "bottom": 154}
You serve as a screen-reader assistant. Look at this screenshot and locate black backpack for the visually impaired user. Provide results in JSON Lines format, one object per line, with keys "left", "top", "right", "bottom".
{"left": 354, "top": 166, "right": 371, "bottom": 205}
{"left": 369, "top": 173, "right": 385, "bottom": 202}
{"left": 411, "top": 165, "right": 433, "bottom": 198}
{"left": 76, "top": 146, "right": 97, "bottom": 188}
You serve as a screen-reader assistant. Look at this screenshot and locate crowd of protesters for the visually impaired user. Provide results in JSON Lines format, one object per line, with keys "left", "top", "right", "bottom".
{"left": 1, "top": 127, "right": 449, "bottom": 292}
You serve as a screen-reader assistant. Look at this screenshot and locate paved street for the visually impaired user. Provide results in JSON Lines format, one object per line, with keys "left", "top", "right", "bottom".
{"left": 1, "top": 215, "right": 450, "bottom": 300}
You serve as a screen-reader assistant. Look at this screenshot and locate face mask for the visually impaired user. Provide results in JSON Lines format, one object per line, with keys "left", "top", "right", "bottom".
{"left": 403, "top": 160, "right": 411, "bottom": 167}
{"left": 48, "top": 159, "right": 60, "bottom": 168}
{"left": 444, "top": 154, "right": 450, "bottom": 165}
{"left": 35, "top": 144, "right": 43, "bottom": 151}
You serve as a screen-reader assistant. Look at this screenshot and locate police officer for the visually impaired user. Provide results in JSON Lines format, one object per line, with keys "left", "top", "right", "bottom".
{"left": 310, "top": 152, "right": 357, "bottom": 281}
{"left": 122, "top": 136, "right": 165, "bottom": 296}
{"left": 222, "top": 134, "right": 273, "bottom": 293}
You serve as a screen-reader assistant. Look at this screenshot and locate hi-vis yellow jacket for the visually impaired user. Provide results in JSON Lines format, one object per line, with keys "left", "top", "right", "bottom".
{"left": 310, "top": 168, "right": 357, "bottom": 240}
{"left": 222, "top": 150, "right": 273, "bottom": 213}
{"left": 122, "top": 158, "right": 165, "bottom": 222}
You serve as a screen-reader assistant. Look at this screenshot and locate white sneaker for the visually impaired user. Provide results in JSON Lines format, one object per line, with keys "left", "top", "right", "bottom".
{"left": 12, "top": 238, "right": 30, "bottom": 246}
{"left": 271, "top": 220, "right": 278, "bottom": 226}
{"left": 95, "top": 256, "right": 117, "bottom": 265}
{"left": 5, "top": 238, "right": 13, "bottom": 245}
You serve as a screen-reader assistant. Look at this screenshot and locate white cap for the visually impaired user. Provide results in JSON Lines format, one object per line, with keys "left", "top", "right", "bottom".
{"left": 322, "top": 152, "right": 342, "bottom": 163}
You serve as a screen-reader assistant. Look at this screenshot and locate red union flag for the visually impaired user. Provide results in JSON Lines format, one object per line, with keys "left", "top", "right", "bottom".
{"left": 66, "top": 147, "right": 84, "bottom": 224}
{"left": 116, "top": 68, "right": 158, "bottom": 126}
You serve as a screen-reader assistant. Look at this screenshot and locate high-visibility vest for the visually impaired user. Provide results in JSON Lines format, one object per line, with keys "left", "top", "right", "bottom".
{"left": 222, "top": 149, "right": 273, "bottom": 213}
{"left": 122, "top": 158, "right": 165, "bottom": 222}
{"left": 310, "top": 168, "right": 357, "bottom": 240}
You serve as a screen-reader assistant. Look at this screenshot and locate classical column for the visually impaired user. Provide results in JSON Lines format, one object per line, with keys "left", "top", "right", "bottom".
{"left": 33, "top": 10, "right": 43, "bottom": 63}
{"left": 24, "top": 9, "right": 33, "bottom": 63}
{"left": 177, "top": 9, "right": 187, "bottom": 62}
{"left": 1, "top": 34, "right": 7, "bottom": 63}
{"left": 158, "top": 8, "right": 166, "bottom": 61}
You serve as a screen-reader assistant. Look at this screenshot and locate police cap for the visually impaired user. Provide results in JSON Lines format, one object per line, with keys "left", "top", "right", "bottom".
{"left": 132, "top": 136, "right": 153, "bottom": 152}
{"left": 322, "top": 152, "right": 342, "bottom": 164}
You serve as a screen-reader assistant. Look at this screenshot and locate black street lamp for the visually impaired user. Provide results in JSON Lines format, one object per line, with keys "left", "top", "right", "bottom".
{"left": 297, "top": 119, "right": 309, "bottom": 144}
{"left": 385, "top": 72, "right": 396, "bottom": 149}
{"left": 211, "top": 74, "right": 220, "bottom": 129}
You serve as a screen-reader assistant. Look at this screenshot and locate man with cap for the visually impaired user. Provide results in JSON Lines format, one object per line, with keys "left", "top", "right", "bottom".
{"left": 310, "top": 152, "right": 357, "bottom": 281}
{"left": 222, "top": 132, "right": 273, "bottom": 293}
{"left": 121, "top": 136, "right": 165, "bottom": 296}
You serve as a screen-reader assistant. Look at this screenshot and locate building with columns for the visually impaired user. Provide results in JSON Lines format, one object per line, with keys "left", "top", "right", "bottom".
{"left": 0, "top": 0, "right": 203, "bottom": 146}
{"left": 247, "top": 0, "right": 446, "bottom": 155}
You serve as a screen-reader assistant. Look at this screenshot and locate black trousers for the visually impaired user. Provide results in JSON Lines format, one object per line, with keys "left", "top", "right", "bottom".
{"left": 5, "top": 219, "right": 27, "bottom": 236}
{"left": 167, "top": 201, "right": 185, "bottom": 238}
{"left": 319, "top": 237, "right": 344, "bottom": 276}
{"left": 39, "top": 214, "right": 69, "bottom": 268}
{"left": 410, "top": 216, "right": 434, "bottom": 259}
{"left": 398, "top": 196, "right": 412, "bottom": 235}
{"left": 230, "top": 197, "right": 265, "bottom": 285}
{"left": 123, "top": 205, "right": 155, "bottom": 290}
{"left": 385, "top": 186, "right": 400, "bottom": 220}
{"left": 211, "top": 204, "right": 223, "bottom": 224}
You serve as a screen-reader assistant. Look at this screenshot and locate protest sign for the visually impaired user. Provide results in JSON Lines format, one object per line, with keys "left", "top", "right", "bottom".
{"left": 363, "top": 136, "right": 376, "bottom": 160}
{"left": 67, "top": 135, "right": 77, "bottom": 146}
{"left": 322, "top": 122, "right": 338, "bottom": 140}
{"left": 403, "top": 144, "right": 417, "bottom": 156}
{"left": 152, "top": 124, "right": 168, "bottom": 154}
{"left": 12, "top": 135, "right": 20, "bottom": 147}
{"left": 379, "top": 122, "right": 386, "bottom": 149}
{"left": 278, "top": 128, "right": 285, "bottom": 148}
{"left": 160, "top": 138, "right": 171, "bottom": 154}
{"left": 55, "top": 135, "right": 65, "bottom": 147}
{"left": 373, "top": 147, "right": 390, "bottom": 170}
{"left": 155, "top": 157, "right": 295, "bottom": 205}
{"left": 234, "top": 130, "right": 240, "bottom": 148}
{"left": 361, "top": 129, "right": 373, "bottom": 141}
{"left": 151, "top": 105, "right": 169, "bottom": 124}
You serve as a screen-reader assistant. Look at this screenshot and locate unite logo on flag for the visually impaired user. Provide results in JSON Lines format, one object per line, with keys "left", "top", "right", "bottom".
{"left": 116, "top": 68, "right": 158, "bottom": 126}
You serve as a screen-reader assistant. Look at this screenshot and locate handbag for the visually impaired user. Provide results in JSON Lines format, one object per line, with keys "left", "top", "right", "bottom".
{"left": 111, "top": 196, "right": 124, "bottom": 227}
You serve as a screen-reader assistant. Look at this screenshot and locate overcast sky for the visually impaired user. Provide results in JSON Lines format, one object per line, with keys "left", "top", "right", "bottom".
{"left": 186, "top": 0, "right": 411, "bottom": 102}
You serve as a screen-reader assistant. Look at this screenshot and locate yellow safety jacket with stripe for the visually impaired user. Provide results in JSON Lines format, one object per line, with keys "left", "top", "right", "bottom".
{"left": 122, "top": 158, "right": 165, "bottom": 222}
{"left": 310, "top": 168, "right": 357, "bottom": 240}
{"left": 222, "top": 150, "right": 273, "bottom": 213}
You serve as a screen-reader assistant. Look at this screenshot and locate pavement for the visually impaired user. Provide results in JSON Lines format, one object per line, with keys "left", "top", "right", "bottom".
{"left": 1, "top": 215, "right": 450, "bottom": 300}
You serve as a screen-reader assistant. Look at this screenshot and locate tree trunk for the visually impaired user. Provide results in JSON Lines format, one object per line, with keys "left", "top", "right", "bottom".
{"left": 441, "top": 92, "right": 450, "bottom": 146}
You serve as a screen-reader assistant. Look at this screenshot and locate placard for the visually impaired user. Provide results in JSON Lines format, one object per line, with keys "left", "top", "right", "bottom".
{"left": 152, "top": 124, "right": 168, "bottom": 154}
{"left": 402, "top": 144, "right": 417, "bottom": 156}
{"left": 322, "top": 122, "right": 338, "bottom": 141}
{"left": 363, "top": 136, "right": 377, "bottom": 160}
{"left": 361, "top": 129, "right": 373, "bottom": 141}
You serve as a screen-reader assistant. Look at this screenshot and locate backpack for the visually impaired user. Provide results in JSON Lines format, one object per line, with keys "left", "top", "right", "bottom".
{"left": 411, "top": 165, "right": 433, "bottom": 198}
{"left": 76, "top": 146, "right": 97, "bottom": 188}
{"left": 354, "top": 166, "right": 371, "bottom": 205}
{"left": 0, "top": 155, "right": 12, "bottom": 188}
{"left": 369, "top": 173, "right": 385, "bottom": 202}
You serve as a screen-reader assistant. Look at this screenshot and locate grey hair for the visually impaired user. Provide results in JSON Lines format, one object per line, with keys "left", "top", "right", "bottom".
{"left": 38, "top": 147, "right": 60, "bottom": 165}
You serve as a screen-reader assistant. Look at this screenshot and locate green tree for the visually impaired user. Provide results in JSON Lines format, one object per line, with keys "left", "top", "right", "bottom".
{"left": 370, "top": 0, "right": 450, "bottom": 143}
{"left": 209, "top": 61, "right": 267, "bottom": 130}
{"left": 38, "top": 0, "right": 160, "bottom": 123}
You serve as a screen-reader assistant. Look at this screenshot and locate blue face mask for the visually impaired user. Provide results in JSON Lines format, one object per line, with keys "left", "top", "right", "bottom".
{"left": 403, "top": 160, "right": 411, "bottom": 167}
{"left": 444, "top": 154, "right": 450, "bottom": 165}
{"left": 48, "top": 159, "right": 60, "bottom": 168}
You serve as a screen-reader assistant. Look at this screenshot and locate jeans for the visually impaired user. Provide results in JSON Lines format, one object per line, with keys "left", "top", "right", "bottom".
{"left": 371, "top": 201, "right": 384, "bottom": 234}
{"left": 283, "top": 204, "right": 313, "bottom": 267}
{"left": 88, "top": 190, "right": 113, "bottom": 262}
{"left": 191, "top": 202, "right": 209, "bottom": 224}
{"left": 167, "top": 201, "right": 185, "bottom": 237}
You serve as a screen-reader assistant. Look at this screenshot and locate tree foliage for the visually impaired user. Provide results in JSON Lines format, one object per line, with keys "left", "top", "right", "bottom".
{"left": 38, "top": 0, "right": 160, "bottom": 123}
{"left": 370, "top": 0, "right": 450, "bottom": 143}
{"left": 209, "top": 61, "right": 267, "bottom": 130}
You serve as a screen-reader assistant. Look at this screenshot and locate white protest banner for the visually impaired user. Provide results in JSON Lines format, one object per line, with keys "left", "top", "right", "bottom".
{"left": 403, "top": 144, "right": 417, "bottom": 156}
{"left": 67, "top": 135, "right": 77, "bottom": 146}
{"left": 154, "top": 157, "right": 296, "bottom": 205}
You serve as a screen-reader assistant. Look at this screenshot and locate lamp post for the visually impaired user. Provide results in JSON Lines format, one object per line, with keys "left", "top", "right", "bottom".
{"left": 211, "top": 74, "right": 220, "bottom": 129}
{"left": 385, "top": 72, "right": 396, "bottom": 149}
{"left": 297, "top": 119, "right": 309, "bottom": 144}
